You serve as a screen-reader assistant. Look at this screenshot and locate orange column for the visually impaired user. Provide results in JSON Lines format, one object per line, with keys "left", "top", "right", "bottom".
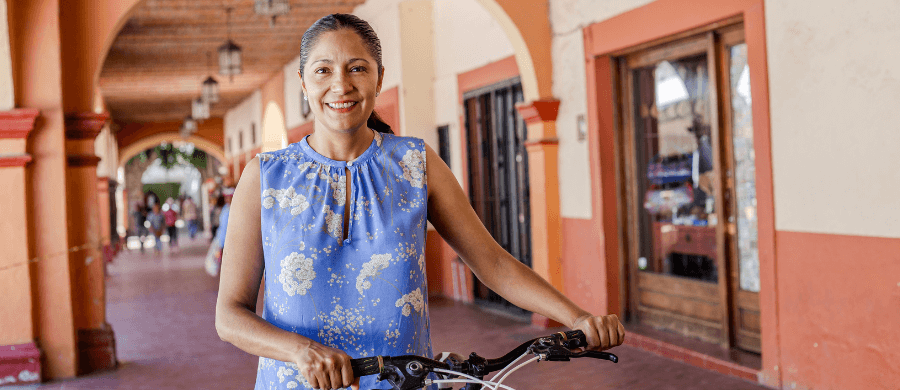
{"left": 0, "top": 109, "right": 42, "bottom": 386}
{"left": 64, "top": 113, "right": 117, "bottom": 375}
{"left": 515, "top": 100, "right": 563, "bottom": 328}
{"left": 7, "top": 0, "right": 80, "bottom": 379}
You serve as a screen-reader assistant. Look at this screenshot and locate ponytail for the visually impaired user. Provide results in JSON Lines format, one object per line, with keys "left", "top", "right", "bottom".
{"left": 367, "top": 111, "right": 394, "bottom": 134}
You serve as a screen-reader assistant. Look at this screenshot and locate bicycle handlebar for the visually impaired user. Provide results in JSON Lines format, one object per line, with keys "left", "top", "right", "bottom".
{"left": 349, "top": 330, "right": 617, "bottom": 390}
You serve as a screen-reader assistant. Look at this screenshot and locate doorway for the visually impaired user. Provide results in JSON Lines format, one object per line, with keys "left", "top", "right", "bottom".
{"left": 463, "top": 78, "right": 532, "bottom": 317}
{"left": 617, "top": 22, "right": 761, "bottom": 353}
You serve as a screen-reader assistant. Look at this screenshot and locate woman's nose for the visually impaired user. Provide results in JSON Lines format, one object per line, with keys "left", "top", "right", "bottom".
{"left": 330, "top": 70, "right": 352, "bottom": 94}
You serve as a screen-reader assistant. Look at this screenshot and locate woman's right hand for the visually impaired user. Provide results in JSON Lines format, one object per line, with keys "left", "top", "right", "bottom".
{"left": 293, "top": 340, "right": 358, "bottom": 390}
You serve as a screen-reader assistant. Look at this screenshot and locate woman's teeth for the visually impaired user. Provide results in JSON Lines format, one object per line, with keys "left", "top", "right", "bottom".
{"left": 327, "top": 102, "right": 357, "bottom": 109}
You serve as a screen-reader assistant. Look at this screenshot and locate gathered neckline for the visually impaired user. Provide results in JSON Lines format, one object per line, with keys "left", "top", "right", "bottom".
{"left": 297, "top": 131, "right": 383, "bottom": 168}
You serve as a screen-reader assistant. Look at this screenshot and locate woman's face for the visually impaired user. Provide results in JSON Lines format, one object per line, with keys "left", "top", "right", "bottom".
{"left": 300, "top": 29, "right": 383, "bottom": 134}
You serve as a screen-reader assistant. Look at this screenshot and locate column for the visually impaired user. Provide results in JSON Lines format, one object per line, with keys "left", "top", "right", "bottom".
{"left": 0, "top": 109, "right": 42, "bottom": 386}
{"left": 515, "top": 99, "right": 563, "bottom": 327}
{"left": 64, "top": 112, "right": 117, "bottom": 375}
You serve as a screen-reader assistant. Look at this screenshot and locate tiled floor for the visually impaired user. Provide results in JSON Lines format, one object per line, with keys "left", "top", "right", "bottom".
{"left": 17, "top": 237, "right": 770, "bottom": 389}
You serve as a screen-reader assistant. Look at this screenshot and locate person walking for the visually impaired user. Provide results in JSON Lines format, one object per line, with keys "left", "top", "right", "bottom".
{"left": 182, "top": 196, "right": 199, "bottom": 240}
{"left": 146, "top": 203, "right": 165, "bottom": 253}
{"left": 164, "top": 200, "right": 179, "bottom": 248}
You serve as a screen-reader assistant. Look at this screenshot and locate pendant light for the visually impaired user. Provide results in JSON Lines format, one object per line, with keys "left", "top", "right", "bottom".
{"left": 202, "top": 52, "right": 220, "bottom": 103}
{"left": 182, "top": 116, "right": 198, "bottom": 138}
{"left": 192, "top": 96, "right": 210, "bottom": 120}
{"left": 218, "top": 7, "right": 242, "bottom": 81}
{"left": 254, "top": 0, "right": 290, "bottom": 27}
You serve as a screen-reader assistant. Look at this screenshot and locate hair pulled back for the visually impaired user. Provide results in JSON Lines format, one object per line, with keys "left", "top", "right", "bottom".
{"left": 299, "top": 13, "right": 393, "bottom": 134}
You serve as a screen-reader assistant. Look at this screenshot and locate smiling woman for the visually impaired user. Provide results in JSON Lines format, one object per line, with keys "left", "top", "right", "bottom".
{"left": 215, "top": 13, "right": 623, "bottom": 390}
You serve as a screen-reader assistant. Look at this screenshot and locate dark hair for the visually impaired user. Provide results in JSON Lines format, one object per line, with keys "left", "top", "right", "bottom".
{"left": 300, "top": 13, "right": 393, "bottom": 134}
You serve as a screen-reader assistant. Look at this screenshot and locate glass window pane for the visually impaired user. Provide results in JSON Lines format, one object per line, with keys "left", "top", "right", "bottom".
{"left": 633, "top": 53, "right": 719, "bottom": 282}
{"left": 729, "top": 43, "right": 760, "bottom": 292}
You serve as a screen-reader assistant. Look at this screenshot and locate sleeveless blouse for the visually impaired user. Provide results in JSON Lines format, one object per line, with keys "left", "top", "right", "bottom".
{"left": 254, "top": 132, "right": 432, "bottom": 390}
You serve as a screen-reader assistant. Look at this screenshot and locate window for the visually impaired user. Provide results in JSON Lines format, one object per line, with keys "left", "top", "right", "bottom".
{"left": 436, "top": 125, "right": 451, "bottom": 166}
{"left": 238, "top": 131, "right": 244, "bottom": 150}
{"left": 251, "top": 123, "right": 257, "bottom": 146}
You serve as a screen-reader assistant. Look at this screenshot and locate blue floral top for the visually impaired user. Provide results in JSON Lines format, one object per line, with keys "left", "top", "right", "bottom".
{"left": 254, "top": 131, "right": 432, "bottom": 390}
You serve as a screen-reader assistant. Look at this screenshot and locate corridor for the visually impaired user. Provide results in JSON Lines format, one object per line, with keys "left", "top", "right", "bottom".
{"left": 17, "top": 238, "right": 767, "bottom": 390}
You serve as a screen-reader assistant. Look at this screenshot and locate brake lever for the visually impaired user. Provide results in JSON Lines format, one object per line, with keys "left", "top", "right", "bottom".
{"left": 527, "top": 335, "right": 618, "bottom": 363}
{"left": 353, "top": 355, "right": 449, "bottom": 390}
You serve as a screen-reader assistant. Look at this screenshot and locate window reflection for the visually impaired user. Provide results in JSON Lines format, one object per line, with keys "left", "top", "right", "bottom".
{"left": 729, "top": 44, "right": 760, "bottom": 292}
{"left": 634, "top": 53, "right": 718, "bottom": 282}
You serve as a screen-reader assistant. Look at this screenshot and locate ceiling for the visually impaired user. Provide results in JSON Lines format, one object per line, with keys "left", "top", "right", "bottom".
{"left": 99, "top": 0, "right": 365, "bottom": 124}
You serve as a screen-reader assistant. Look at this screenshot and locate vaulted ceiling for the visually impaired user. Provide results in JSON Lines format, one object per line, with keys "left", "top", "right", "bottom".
{"left": 99, "top": 0, "right": 365, "bottom": 124}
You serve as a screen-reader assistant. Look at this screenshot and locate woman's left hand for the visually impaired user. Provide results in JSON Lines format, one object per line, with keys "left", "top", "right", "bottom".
{"left": 571, "top": 313, "right": 625, "bottom": 351}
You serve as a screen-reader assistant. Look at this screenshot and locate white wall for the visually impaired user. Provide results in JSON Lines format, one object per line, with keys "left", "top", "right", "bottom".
{"left": 354, "top": 0, "right": 404, "bottom": 93}
{"left": 223, "top": 91, "right": 261, "bottom": 157}
{"left": 284, "top": 57, "right": 306, "bottom": 131}
{"left": 433, "top": 0, "right": 515, "bottom": 180}
{"left": 548, "top": 0, "right": 654, "bottom": 219}
{"left": 1, "top": 0, "right": 14, "bottom": 111}
{"left": 766, "top": 0, "right": 900, "bottom": 238}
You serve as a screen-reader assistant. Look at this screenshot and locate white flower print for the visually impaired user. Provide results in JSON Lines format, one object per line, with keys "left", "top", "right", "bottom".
{"left": 262, "top": 187, "right": 310, "bottom": 215}
{"left": 399, "top": 149, "right": 425, "bottom": 188}
{"left": 356, "top": 254, "right": 392, "bottom": 295}
{"left": 395, "top": 288, "right": 424, "bottom": 317}
{"left": 279, "top": 252, "right": 316, "bottom": 296}
{"left": 324, "top": 205, "right": 342, "bottom": 240}
{"left": 418, "top": 253, "right": 426, "bottom": 274}
{"left": 331, "top": 175, "right": 346, "bottom": 206}
{"left": 277, "top": 366, "right": 294, "bottom": 383}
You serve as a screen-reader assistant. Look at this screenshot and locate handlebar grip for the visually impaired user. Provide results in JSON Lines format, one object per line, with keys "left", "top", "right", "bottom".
{"left": 564, "top": 330, "right": 588, "bottom": 348}
{"left": 351, "top": 356, "right": 381, "bottom": 378}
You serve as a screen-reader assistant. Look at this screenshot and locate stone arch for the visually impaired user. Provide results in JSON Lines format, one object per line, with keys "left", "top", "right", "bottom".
{"left": 262, "top": 101, "right": 287, "bottom": 153}
{"left": 118, "top": 133, "right": 226, "bottom": 170}
{"left": 473, "top": 0, "right": 553, "bottom": 102}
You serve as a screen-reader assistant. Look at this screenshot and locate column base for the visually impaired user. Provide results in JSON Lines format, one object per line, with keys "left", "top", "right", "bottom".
{"left": 0, "top": 342, "right": 41, "bottom": 387}
{"left": 77, "top": 324, "right": 117, "bottom": 375}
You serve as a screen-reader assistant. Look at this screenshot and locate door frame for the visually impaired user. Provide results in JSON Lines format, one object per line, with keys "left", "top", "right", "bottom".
{"left": 582, "top": 0, "right": 778, "bottom": 385}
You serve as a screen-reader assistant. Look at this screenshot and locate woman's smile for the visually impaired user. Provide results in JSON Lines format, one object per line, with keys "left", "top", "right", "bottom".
{"left": 326, "top": 100, "right": 358, "bottom": 112}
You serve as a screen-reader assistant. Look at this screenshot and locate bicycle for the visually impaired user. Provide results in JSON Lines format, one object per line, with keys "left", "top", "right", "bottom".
{"left": 349, "top": 330, "right": 619, "bottom": 390}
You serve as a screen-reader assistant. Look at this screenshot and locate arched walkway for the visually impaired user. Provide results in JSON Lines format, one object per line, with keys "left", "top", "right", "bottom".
{"left": 118, "top": 133, "right": 226, "bottom": 170}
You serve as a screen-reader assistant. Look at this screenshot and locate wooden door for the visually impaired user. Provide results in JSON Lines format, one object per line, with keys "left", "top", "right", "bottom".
{"left": 617, "top": 22, "right": 761, "bottom": 351}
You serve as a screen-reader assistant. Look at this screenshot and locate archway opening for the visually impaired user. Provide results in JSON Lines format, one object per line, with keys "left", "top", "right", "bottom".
{"left": 262, "top": 101, "right": 287, "bottom": 152}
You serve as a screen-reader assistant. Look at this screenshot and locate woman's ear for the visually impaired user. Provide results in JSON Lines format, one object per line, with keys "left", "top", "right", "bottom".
{"left": 298, "top": 70, "right": 306, "bottom": 95}
{"left": 376, "top": 67, "right": 385, "bottom": 96}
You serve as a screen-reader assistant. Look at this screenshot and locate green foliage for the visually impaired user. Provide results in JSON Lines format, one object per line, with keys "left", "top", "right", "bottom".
{"left": 127, "top": 143, "right": 209, "bottom": 170}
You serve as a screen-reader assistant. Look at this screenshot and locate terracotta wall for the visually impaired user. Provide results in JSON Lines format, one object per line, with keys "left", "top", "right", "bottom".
{"left": 116, "top": 119, "right": 224, "bottom": 154}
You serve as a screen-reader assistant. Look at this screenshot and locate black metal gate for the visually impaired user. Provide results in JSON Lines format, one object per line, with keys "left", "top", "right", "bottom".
{"left": 463, "top": 78, "right": 532, "bottom": 317}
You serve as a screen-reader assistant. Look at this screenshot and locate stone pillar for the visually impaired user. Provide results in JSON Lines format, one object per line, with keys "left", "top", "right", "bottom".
{"left": 64, "top": 112, "right": 116, "bottom": 375}
{"left": 0, "top": 109, "right": 42, "bottom": 386}
{"left": 515, "top": 99, "right": 564, "bottom": 328}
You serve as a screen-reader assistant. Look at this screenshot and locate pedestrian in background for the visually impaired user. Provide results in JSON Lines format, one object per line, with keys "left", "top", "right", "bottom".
{"left": 164, "top": 200, "right": 179, "bottom": 248}
{"left": 146, "top": 203, "right": 165, "bottom": 253}
{"left": 182, "top": 196, "right": 199, "bottom": 240}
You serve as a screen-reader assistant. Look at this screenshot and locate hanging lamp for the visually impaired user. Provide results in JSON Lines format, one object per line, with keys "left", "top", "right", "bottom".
{"left": 218, "top": 7, "right": 242, "bottom": 81}
{"left": 192, "top": 96, "right": 210, "bottom": 120}
{"left": 254, "top": 0, "right": 290, "bottom": 27}
{"left": 202, "top": 52, "right": 220, "bottom": 103}
{"left": 182, "top": 116, "right": 198, "bottom": 137}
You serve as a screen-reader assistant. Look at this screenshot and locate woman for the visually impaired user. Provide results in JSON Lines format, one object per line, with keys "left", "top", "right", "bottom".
{"left": 215, "top": 14, "right": 624, "bottom": 390}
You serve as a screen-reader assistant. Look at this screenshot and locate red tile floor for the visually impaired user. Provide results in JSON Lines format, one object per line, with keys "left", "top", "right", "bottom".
{"left": 18, "top": 237, "right": 770, "bottom": 389}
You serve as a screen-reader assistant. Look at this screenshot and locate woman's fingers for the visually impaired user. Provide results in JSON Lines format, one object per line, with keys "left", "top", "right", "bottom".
{"left": 340, "top": 361, "right": 354, "bottom": 389}
{"left": 574, "top": 314, "right": 626, "bottom": 351}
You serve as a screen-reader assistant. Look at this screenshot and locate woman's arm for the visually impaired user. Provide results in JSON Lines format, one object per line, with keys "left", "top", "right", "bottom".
{"left": 215, "top": 157, "right": 356, "bottom": 390}
{"left": 424, "top": 145, "right": 624, "bottom": 350}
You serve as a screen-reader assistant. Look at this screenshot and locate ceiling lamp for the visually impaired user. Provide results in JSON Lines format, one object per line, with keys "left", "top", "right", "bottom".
{"left": 192, "top": 96, "right": 210, "bottom": 120}
{"left": 254, "top": 0, "right": 290, "bottom": 27}
{"left": 218, "top": 8, "right": 242, "bottom": 81}
{"left": 181, "top": 116, "right": 198, "bottom": 138}
{"left": 202, "top": 52, "right": 220, "bottom": 103}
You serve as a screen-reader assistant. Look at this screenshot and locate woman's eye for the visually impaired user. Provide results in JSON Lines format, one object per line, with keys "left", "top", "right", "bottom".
{"left": 315, "top": 68, "right": 328, "bottom": 74}
{"left": 351, "top": 66, "right": 366, "bottom": 72}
